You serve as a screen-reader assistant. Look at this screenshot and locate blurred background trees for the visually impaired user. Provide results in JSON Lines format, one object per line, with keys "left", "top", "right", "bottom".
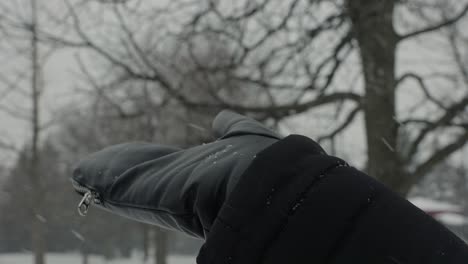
{"left": 0, "top": 0, "right": 467, "bottom": 263}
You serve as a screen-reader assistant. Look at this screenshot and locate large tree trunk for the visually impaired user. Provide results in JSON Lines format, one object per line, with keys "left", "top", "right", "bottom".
{"left": 346, "top": 0, "right": 409, "bottom": 195}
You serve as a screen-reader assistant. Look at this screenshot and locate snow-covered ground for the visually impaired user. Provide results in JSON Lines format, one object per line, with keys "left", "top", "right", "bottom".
{"left": 1, "top": 198, "right": 466, "bottom": 264}
{"left": 409, "top": 197, "right": 468, "bottom": 226}
{"left": 410, "top": 197, "right": 462, "bottom": 212}
{"left": 0, "top": 253, "right": 195, "bottom": 264}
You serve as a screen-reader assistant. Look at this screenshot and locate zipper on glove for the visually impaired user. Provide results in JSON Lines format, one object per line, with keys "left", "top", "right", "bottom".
{"left": 78, "top": 191, "right": 99, "bottom": 216}
{"left": 71, "top": 180, "right": 102, "bottom": 216}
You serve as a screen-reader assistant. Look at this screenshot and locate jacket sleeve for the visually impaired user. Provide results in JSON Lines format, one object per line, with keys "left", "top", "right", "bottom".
{"left": 71, "top": 110, "right": 279, "bottom": 239}
{"left": 197, "top": 135, "right": 468, "bottom": 264}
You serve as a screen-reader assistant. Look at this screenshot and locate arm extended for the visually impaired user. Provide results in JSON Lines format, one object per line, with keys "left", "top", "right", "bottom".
{"left": 71, "top": 110, "right": 280, "bottom": 238}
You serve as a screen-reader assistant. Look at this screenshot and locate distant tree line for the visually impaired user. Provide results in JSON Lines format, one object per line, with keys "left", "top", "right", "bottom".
{"left": 0, "top": 99, "right": 206, "bottom": 259}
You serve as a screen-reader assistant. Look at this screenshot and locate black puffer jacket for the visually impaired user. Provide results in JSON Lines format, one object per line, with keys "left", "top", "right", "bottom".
{"left": 72, "top": 110, "right": 468, "bottom": 263}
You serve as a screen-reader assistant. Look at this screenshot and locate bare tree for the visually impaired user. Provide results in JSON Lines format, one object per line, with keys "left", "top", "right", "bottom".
{"left": 0, "top": 0, "right": 61, "bottom": 263}
{"left": 27, "top": 0, "right": 463, "bottom": 203}
{"left": 44, "top": 0, "right": 468, "bottom": 196}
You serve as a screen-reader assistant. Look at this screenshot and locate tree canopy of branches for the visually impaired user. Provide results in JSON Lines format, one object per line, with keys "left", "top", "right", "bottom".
{"left": 38, "top": 0, "right": 467, "bottom": 195}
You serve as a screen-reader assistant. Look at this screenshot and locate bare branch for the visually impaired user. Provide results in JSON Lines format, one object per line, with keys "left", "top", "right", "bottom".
{"left": 406, "top": 96, "right": 468, "bottom": 160}
{"left": 294, "top": 31, "right": 353, "bottom": 103}
{"left": 219, "top": 92, "right": 363, "bottom": 118}
{"left": 0, "top": 68, "right": 32, "bottom": 97}
{"left": 210, "top": 0, "right": 269, "bottom": 22}
{"left": 396, "top": 72, "right": 446, "bottom": 109}
{"left": 447, "top": 26, "right": 468, "bottom": 85}
{"left": 0, "top": 139, "right": 17, "bottom": 152}
{"left": 401, "top": 118, "right": 468, "bottom": 130}
{"left": 317, "top": 105, "right": 362, "bottom": 144}
{"left": 412, "top": 130, "right": 468, "bottom": 180}
{"left": 92, "top": 0, "right": 130, "bottom": 3}
{"left": 112, "top": 4, "right": 160, "bottom": 74}
{"left": 246, "top": 0, "right": 301, "bottom": 50}
{"left": 0, "top": 104, "right": 30, "bottom": 120}
{"left": 185, "top": 39, "right": 230, "bottom": 104}
{"left": 59, "top": 0, "right": 199, "bottom": 107}
{"left": 398, "top": 4, "right": 468, "bottom": 41}
{"left": 0, "top": 78, "right": 19, "bottom": 99}
{"left": 75, "top": 54, "right": 144, "bottom": 119}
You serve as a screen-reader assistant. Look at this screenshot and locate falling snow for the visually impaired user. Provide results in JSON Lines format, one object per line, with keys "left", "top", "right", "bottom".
{"left": 70, "top": 229, "right": 85, "bottom": 242}
{"left": 35, "top": 214, "right": 47, "bottom": 223}
{"left": 380, "top": 137, "right": 395, "bottom": 152}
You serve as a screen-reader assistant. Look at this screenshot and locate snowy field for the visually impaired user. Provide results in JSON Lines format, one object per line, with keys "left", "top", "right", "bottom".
{"left": 0, "top": 253, "right": 195, "bottom": 264}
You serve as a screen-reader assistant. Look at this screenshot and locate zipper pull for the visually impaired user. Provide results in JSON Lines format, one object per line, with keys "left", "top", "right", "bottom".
{"left": 78, "top": 191, "right": 94, "bottom": 216}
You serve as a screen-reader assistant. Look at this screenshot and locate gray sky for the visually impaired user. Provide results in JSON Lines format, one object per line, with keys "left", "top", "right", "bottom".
{"left": 0, "top": 0, "right": 467, "bottom": 171}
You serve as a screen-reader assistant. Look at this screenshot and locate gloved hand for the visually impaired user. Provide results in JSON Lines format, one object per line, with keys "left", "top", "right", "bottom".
{"left": 71, "top": 110, "right": 281, "bottom": 238}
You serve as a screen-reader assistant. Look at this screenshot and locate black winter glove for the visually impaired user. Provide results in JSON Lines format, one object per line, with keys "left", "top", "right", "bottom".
{"left": 71, "top": 110, "right": 281, "bottom": 238}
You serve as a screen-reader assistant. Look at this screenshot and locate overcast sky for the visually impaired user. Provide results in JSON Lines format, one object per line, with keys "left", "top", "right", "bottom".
{"left": 0, "top": 0, "right": 467, "bottom": 170}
